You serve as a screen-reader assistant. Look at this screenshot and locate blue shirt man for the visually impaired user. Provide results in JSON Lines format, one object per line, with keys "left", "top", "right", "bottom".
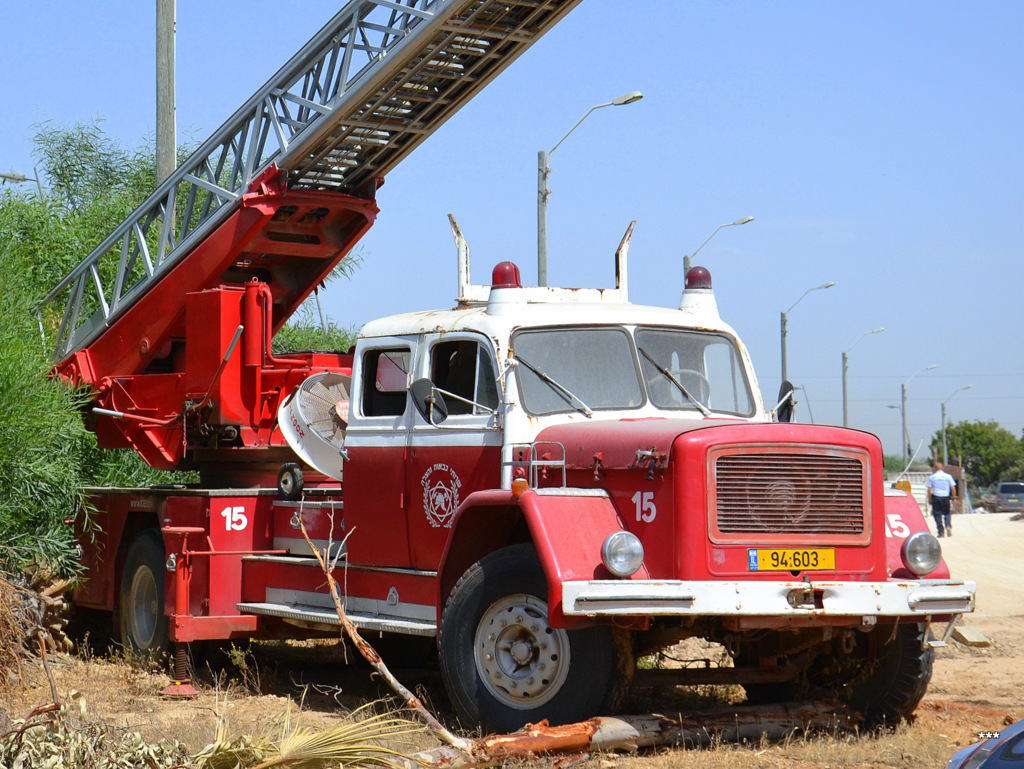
{"left": 926, "top": 460, "right": 957, "bottom": 537}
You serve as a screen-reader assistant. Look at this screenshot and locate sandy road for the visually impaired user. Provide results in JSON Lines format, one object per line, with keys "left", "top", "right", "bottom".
{"left": 921, "top": 512, "right": 1023, "bottom": 716}
{"left": 932, "top": 511, "right": 1024, "bottom": 616}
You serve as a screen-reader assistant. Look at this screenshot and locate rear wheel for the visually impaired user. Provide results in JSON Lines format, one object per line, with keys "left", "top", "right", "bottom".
{"left": 439, "top": 544, "right": 630, "bottom": 732}
{"left": 277, "top": 463, "right": 304, "bottom": 500}
{"left": 118, "top": 531, "right": 169, "bottom": 659}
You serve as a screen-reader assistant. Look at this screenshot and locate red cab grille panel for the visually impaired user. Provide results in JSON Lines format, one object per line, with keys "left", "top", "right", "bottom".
{"left": 712, "top": 450, "right": 867, "bottom": 540}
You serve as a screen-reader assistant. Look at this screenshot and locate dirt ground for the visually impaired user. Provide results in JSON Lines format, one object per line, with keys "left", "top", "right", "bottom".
{"left": 2, "top": 513, "right": 1020, "bottom": 768}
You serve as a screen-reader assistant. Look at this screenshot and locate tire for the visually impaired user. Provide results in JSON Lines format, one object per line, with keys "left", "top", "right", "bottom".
{"left": 278, "top": 463, "right": 304, "bottom": 500}
{"left": 738, "top": 624, "right": 934, "bottom": 724}
{"left": 118, "top": 531, "right": 169, "bottom": 659}
{"left": 844, "top": 623, "right": 934, "bottom": 726}
{"left": 439, "top": 544, "right": 630, "bottom": 732}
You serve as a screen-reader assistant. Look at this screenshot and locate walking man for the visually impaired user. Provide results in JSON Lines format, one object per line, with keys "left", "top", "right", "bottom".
{"left": 926, "top": 459, "right": 957, "bottom": 538}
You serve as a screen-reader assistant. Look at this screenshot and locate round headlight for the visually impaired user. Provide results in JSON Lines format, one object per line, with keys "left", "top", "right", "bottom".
{"left": 601, "top": 531, "right": 645, "bottom": 578}
{"left": 901, "top": 531, "right": 942, "bottom": 576}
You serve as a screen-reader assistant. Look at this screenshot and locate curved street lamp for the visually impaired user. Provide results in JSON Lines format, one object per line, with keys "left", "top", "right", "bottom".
{"left": 537, "top": 91, "right": 643, "bottom": 286}
{"left": 941, "top": 385, "right": 973, "bottom": 464}
{"left": 780, "top": 281, "right": 835, "bottom": 382}
{"left": 842, "top": 327, "right": 884, "bottom": 427}
{"left": 1, "top": 169, "right": 43, "bottom": 195}
{"left": 683, "top": 216, "right": 754, "bottom": 273}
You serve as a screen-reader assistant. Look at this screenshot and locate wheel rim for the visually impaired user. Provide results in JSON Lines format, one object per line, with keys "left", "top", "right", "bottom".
{"left": 474, "top": 593, "right": 570, "bottom": 709}
{"left": 127, "top": 566, "right": 158, "bottom": 649}
{"left": 280, "top": 472, "right": 295, "bottom": 495}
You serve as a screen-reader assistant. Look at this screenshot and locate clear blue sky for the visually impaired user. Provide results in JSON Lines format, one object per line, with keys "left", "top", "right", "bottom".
{"left": 3, "top": 1, "right": 1022, "bottom": 462}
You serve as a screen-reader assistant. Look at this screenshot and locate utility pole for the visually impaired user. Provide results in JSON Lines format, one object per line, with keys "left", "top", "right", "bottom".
{"left": 941, "top": 385, "right": 973, "bottom": 465}
{"left": 901, "top": 364, "right": 937, "bottom": 468}
{"left": 156, "top": 0, "right": 176, "bottom": 185}
{"left": 537, "top": 149, "right": 548, "bottom": 285}
{"left": 842, "top": 350, "right": 850, "bottom": 426}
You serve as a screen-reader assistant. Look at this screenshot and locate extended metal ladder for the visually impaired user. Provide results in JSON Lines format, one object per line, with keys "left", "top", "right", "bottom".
{"left": 37, "top": 0, "right": 581, "bottom": 364}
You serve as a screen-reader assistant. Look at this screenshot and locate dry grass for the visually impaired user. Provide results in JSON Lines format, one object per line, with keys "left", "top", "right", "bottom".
{"left": 585, "top": 721, "right": 960, "bottom": 769}
{"left": 0, "top": 644, "right": 428, "bottom": 769}
{"left": 0, "top": 642, "right": 1011, "bottom": 769}
{"left": 0, "top": 586, "right": 1017, "bottom": 769}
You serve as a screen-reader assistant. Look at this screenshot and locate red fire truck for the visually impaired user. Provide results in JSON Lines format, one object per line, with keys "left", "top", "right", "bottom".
{"left": 39, "top": 0, "right": 974, "bottom": 734}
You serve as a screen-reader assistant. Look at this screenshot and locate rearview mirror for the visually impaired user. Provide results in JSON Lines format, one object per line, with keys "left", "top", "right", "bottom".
{"left": 776, "top": 381, "right": 795, "bottom": 423}
{"left": 410, "top": 378, "right": 448, "bottom": 424}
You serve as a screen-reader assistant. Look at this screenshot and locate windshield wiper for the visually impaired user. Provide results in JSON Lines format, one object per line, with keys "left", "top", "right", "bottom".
{"left": 637, "top": 346, "right": 711, "bottom": 418}
{"left": 514, "top": 355, "right": 593, "bottom": 418}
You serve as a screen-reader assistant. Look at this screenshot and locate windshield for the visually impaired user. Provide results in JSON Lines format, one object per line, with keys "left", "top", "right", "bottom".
{"left": 511, "top": 325, "right": 754, "bottom": 418}
{"left": 513, "top": 327, "right": 643, "bottom": 415}
{"left": 636, "top": 327, "right": 754, "bottom": 416}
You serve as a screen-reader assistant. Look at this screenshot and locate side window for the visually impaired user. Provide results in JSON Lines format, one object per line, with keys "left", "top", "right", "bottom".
{"left": 361, "top": 348, "right": 411, "bottom": 417}
{"left": 431, "top": 340, "right": 498, "bottom": 416}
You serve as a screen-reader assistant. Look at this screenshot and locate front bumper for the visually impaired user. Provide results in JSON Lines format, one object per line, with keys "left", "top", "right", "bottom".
{"left": 562, "top": 578, "right": 976, "bottom": 617}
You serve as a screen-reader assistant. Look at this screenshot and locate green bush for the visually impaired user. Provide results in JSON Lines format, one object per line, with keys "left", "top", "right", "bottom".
{"left": 0, "top": 124, "right": 190, "bottom": 576}
{"left": 0, "top": 120, "right": 361, "bottom": 578}
{"left": 272, "top": 303, "right": 358, "bottom": 355}
{"left": 0, "top": 233, "right": 91, "bottom": 576}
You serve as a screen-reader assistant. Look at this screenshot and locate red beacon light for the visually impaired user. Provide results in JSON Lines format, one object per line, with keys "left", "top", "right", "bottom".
{"left": 486, "top": 261, "right": 525, "bottom": 316}
{"left": 685, "top": 265, "right": 712, "bottom": 290}
{"left": 491, "top": 261, "right": 522, "bottom": 289}
{"left": 679, "top": 265, "right": 719, "bottom": 318}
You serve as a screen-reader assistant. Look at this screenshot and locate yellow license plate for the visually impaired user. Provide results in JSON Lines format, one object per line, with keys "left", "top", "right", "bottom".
{"left": 747, "top": 548, "right": 835, "bottom": 571}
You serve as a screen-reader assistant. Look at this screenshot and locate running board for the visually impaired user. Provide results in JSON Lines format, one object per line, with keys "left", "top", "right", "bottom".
{"left": 238, "top": 601, "right": 436, "bottom": 637}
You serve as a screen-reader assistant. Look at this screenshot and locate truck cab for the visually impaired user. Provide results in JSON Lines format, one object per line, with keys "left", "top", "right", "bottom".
{"left": 73, "top": 232, "right": 975, "bottom": 733}
{"left": 274, "top": 236, "right": 975, "bottom": 732}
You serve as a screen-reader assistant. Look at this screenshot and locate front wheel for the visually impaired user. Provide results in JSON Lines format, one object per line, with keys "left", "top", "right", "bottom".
{"left": 843, "top": 623, "right": 934, "bottom": 726}
{"left": 739, "top": 623, "right": 934, "bottom": 726}
{"left": 439, "top": 544, "right": 630, "bottom": 732}
{"left": 118, "top": 531, "right": 169, "bottom": 659}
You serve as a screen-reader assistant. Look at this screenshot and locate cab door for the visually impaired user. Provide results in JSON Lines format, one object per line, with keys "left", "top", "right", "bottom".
{"left": 343, "top": 337, "right": 416, "bottom": 567}
{"left": 406, "top": 333, "right": 504, "bottom": 570}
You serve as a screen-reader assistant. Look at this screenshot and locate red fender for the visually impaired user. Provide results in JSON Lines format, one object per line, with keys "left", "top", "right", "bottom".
{"left": 438, "top": 488, "right": 649, "bottom": 628}
{"left": 883, "top": 489, "right": 951, "bottom": 579}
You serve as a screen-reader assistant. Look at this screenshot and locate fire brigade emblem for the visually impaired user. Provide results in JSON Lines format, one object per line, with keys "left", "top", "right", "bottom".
{"left": 421, "top": 463, "right": 462, "bottom": 528}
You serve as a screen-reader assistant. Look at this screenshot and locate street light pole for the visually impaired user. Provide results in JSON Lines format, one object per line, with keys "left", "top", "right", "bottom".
{"left": 538, "top": 90, "right": 642, "bottom": 286}
{"left": 842, "top": 327, "right": 884, "bottom": 427}
{"left": 682, "top": 216, "right": 754, "bottom": 274}
{"left": 780, "top": 281, "right": 835, "bottom": 382}
{"left": 901, "top": 364, "right": 937, "bottom": 467}
{"left": 941, "top": 385, "right": 973, "bottom": 465}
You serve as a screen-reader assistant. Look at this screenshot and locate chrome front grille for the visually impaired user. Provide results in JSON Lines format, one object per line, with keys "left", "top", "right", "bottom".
{"left": 712, "top": 451, "right": 867, "bottom": 538}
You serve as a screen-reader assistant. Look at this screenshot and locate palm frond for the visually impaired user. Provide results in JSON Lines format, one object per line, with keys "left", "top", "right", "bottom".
{"left": 194, "top": 702, "right": 424, "bottom": 769}
{"left": 265, "top": 705, "right": 424, "bottom": 769}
